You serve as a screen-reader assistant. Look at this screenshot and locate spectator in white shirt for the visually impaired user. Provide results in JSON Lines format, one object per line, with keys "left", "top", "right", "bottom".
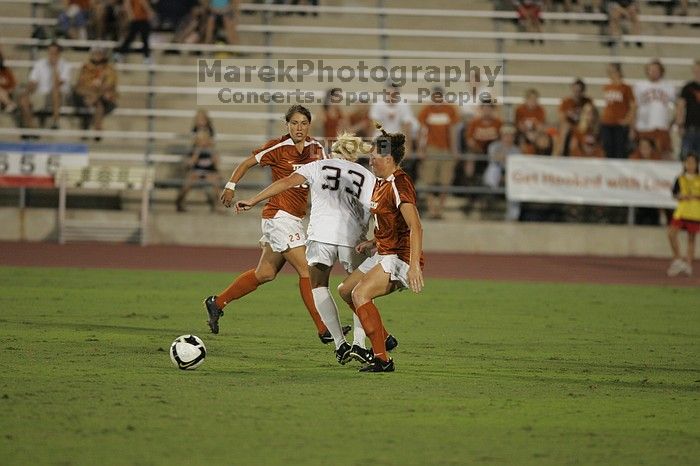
{"left": 633, "top": 59, "right": 676, "bottom": 159}
{"left": 369, "top": 82, "right": 418, "bottom": 152}
{"left": 18, "top": 42, "right": 72, "bottom": 130}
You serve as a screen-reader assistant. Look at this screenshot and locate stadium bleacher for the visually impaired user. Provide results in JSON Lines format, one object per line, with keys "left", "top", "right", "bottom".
{"left": 0, "top": 0, "right": 698, "bottom": 220}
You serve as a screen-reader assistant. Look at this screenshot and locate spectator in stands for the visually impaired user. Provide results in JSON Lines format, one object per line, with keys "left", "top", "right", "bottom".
{"left": 0, "top": 50, "right": 17, "bottom": 114}
{"left": 92, "top": 0, "right": 124, "bottom": 41}
{"left": 58, "top": 0, "right": 90, "bottom": 40}
{"left": 18, "top": 42, "right": 72, "bottom": 130}
{"left": 533, "top": 131, "right": 554, "bottom": 155}
{"left": 569, "top": 102, "right": 604, "bottom": 157}
{"left": 348, "top": 94, "right": 372, "bottom": 138}
{"left": 370, "top": 81, "right": 417, "bottom": 162}
{"left": 204, "top": 0, "right": 240, "bottom": 45}
{"left": 661, "top": 0, "right": 689, "bottom": 18}
{"left": 633, "top": 59, "right": 676, "bottom": 159}
{"left": 464, "top": 102, "right": 502, "bottom": 178}
{"left": 176, "top": 129, "right": 223, "bottom": 212}
{"left": 173, "top": 2, "right": 207, "bottom": 45}
{"left": 114, "top": 0, "right": 156, "bottom": 64}
{"left": 600, "top": 63, "right": 636, "bottom": 158}
{"left": 192, "top": 109, "right": 215, "bottom": 138}
{"left": 515, "top": 88, "right": 546, "bottom": 134}
{"left": 606, "top": 0, "right": 642, "bottom": 47}
{"left": 675, "top": 60, "right": 700, "bottom": 158}
{"left": 629, "top": 137, "right": 660, "bottom": 160}
{"left": 555, "top": 78, "right": 592, "bottom": 155}
{"left": 321, "top": 88, "right": 347, "bottom": 139}
{"left": 484, "top": 125, "right": 521, "bottom": 219}
{"left": 513, "top": 0, "right": 544, "bottom": 40}
{"left": 417, "top": 87, "right": 460, "bottom": 220}
{"left": 74, "top": 47, "right": 118, "bottom": 138}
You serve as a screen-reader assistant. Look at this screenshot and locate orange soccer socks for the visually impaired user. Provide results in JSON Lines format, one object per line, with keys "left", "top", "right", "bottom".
{"left": 214, "top": 269, "right": 260, "bottom": 309}
{"left": 355, "top": 302, "right": 389, "bottom": 362}
{"left": 299, "top": 277, "right": 329, "bottom": 335}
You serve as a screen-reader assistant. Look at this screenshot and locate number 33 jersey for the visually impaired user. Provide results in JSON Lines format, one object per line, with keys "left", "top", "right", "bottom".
{"left": 294, "top": 158, "right": 376, "bottom": 247}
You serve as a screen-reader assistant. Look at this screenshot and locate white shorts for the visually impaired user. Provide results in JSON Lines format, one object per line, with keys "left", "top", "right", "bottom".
{"left": 306, "top": 240, "right": 366, "bottom": 274}
{"left": 259, "top": 211, "right": 306, "bottom": 253}
{"left": 357, "top": 253, "right": 410, "bottom": 289}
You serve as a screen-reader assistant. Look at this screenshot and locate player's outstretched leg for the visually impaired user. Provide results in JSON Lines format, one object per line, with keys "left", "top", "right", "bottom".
{"left": 204, "top": 245, "right": 282, "bottom": 334}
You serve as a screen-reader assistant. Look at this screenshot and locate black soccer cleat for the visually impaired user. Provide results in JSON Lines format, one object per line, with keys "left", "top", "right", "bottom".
{"left": 349, "top": 344, "right": 374, "bottom": 365}
{"left": 204, "top": 296, "right": 224, "bottom": 334}
{"left": 318, "top": 325, "right": 352, "bottom": 344}
{"left": 385, "top": 334, "right": 398, "bottom": 352}
{"left": 335, "top": 342, "right": 352, "bottom": 365}
{"left": 359, "top": 358, "right": 395, "bottom": 373}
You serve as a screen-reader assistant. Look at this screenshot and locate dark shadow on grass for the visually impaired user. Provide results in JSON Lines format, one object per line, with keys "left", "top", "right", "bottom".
{"left": 8, "top": 319, "right": 184, "bottom": 335}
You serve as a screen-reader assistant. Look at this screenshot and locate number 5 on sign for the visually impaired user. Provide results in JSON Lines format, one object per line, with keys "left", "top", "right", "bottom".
{"left": 0, "top": 142, "right": 88, "bottom": 187}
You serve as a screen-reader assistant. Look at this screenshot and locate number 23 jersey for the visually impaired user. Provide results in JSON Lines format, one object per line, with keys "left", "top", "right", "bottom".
{"left": 294, "top": 158, "right": 376, "bottom": 247}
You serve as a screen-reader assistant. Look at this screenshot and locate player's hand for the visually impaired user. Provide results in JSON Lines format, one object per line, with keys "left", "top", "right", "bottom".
{"left": 407, "top": 265, "right": 424, "bottom": 293}
{"left": 220, "top": 188, "right": 235, "bottom": 208}
{"left": 234, "top": 199, "right": 255, "bottom": 213}
{"left": 355, "top": 239, "right": 376, "bottom": 254}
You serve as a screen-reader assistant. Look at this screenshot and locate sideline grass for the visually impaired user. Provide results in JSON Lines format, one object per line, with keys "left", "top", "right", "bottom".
{"left": 1, "top": 266, "right": 698, "bottom": 466}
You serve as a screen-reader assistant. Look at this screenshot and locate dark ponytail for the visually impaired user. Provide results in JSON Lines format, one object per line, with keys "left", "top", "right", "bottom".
{"left": 374, "top": 121, "right": 406, "bottom": 164}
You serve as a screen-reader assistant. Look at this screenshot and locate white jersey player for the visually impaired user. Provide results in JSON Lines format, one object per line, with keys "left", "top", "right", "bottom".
{"left": 235, "top": 133, "right": 397, "bottom": 365}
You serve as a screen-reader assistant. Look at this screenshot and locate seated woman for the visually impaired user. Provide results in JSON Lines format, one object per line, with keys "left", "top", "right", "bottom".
{"left": 176, "top": 129, "right": 223, "bottom": 212}
{"left": 73, "top": 47, "right": 118, "bottom": 139}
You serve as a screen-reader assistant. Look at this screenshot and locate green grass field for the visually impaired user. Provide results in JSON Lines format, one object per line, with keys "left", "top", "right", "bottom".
{"left": 1, "top": 266, "right": 698, "bottom": 466}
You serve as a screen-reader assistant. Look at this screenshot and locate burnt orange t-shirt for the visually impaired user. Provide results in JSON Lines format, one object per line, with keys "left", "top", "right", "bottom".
{"left": 323, "top": 107, "right": 344, "bottom": 139}
{"left": 371, "top": 169, "right": 424, "bottom": 267}
{"left": 466, "top": 117, "right": 502, "bottom": 154}
{"left": 254, "top": 134, "right": 325, "bottom": 219}
{"left": 515, "top": 104, "right": 545, "bottom": 131}
{"left": 559, "top": 97, "right": 592, "bottom": 125}
{"left": 601, "top": 83, "right": 635, "bottom": 125}
{"left": 569, "top": 128, "right": 604, "bottom": 158}
{"left": 0, "top": 68, "right": 17, "bottom": 92}
{"left": 418, "top": 103, "right": 460, "bottom": 150}
{"left": 130, "top": 0, "right": 149, "bottom": 20}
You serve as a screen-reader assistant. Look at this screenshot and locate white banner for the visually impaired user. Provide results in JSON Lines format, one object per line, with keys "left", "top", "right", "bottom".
{"left": 506, "top": 155, "right": 681, "bottom": 208}
{"left": 0, "top": 142, "right": 88, "bottom": 187}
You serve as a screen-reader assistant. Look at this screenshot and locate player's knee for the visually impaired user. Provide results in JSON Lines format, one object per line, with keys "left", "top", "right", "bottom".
{"left": 255, "top": 269, "right": 277, "bottom": 283}
{"left": 337, "top": 281, "right": 352, "bottom": 303}
{"left": 350, "top": 285, "right": 368, "bottom": 307}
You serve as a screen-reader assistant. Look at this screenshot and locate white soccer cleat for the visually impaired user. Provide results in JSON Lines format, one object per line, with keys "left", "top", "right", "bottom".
{"left": 667, "top": 259, "right": 686, "bottom": 277}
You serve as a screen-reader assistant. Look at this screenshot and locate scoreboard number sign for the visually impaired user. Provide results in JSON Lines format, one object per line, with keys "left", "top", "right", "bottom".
{"left": 0, "top": 142, "right": 89, "bottom": 187}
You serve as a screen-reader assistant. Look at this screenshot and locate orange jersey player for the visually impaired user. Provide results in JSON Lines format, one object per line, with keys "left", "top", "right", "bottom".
{"left": 337, "top": 122, "right": 425, "bottom": 373}
{"left": 204, "top": 105, "right": 349, "bottom": 344}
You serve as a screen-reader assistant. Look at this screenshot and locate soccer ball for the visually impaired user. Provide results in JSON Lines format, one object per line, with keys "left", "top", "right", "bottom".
{"left": 170, "top": 334, "right": 206, "bottom": 370}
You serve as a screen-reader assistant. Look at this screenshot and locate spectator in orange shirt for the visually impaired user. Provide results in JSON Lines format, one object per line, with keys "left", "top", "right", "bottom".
{"left": 569, "top": 102, "right": 604, "bottom": 157}
{"left": 600, "top": 63, "right": 636, "bottom": 158}
{"left": 0, "top": 50, "right": 17, "bottom": 113}
{"left": 348, "top": 95, "right": 372, "bottom": 139}
{"left": 321, "top": 87, "right": 347, "bottom": 139}
{"left": 417, "top": 87, "right": 460, "bottom": 219}
{"left": 629, "top": 137, "right": 660, "bottom": 160}
{"left": 515, "top": 88, "right": 546, "bottom": 134}
{"left": 114, "top": 0, "right": 156, "bottom": 63}
{"left": 465, "top": 102, "right": 502, "bottom": 177}
{"left": 74, "top": 47, "right": 118, "bottom": 137}
{"left": 556, "top": 78, "right": 593, "bottom": 155}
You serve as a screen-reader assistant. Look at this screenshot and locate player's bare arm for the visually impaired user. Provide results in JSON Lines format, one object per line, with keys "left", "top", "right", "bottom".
{"left": 400, "top": 202, "right": 424, "bottom": 293}
{"left": 220, "top": 153, "right": 258, "bottom": 208}
{"left": 235, "top": 173, "right": 307, "bottom": 212}
{"left": 355, "top": 238, "right": 376, "bottom": 254}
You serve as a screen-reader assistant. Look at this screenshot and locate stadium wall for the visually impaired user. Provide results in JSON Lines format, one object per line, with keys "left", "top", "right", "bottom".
{"left": 0, "top": 207, "right": 671, "bottom": 258}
